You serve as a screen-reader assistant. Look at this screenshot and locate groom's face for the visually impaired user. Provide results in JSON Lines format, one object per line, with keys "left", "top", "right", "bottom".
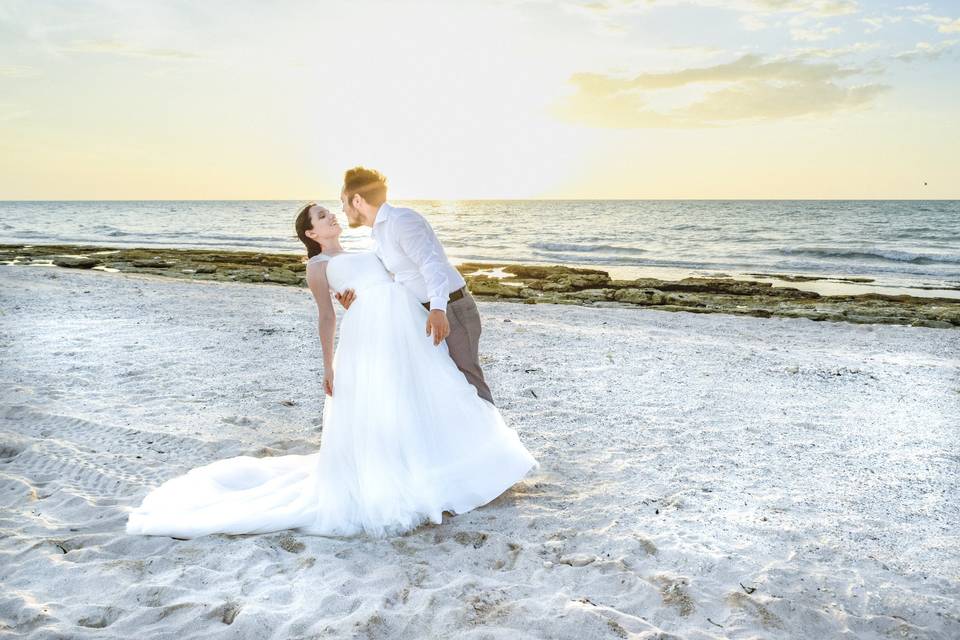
{"left": 340, "top": 190, "right": 363, "bottom": 228}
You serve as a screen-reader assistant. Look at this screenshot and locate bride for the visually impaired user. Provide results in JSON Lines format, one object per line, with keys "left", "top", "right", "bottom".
{"left": 124, "top": 203, "right": 539, "bottom": 539}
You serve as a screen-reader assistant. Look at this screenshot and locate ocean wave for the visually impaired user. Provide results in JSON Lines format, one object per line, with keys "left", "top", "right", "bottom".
{"left": 771, "top": 259, "right": 960, "bottom": 280}
{"left": 529, "top": 242, "right": 646, "bottom": 255}
{"left": 84, "top": 228, "right": 287, "bottom": 243}
{"left": 777, "top": 247, "right": 960, "bottom": 266}
{"left": 668, "top": 224, "right": 723, "bottom": 231}
{"left": 529, "top": 249, "right": 744, "bottom": 271}
{"left": 0, "top": 235, "right": 292, "bottom": 252}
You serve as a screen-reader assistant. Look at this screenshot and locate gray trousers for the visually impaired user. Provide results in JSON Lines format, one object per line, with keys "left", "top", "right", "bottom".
{"left": 436, "top": 292, "right": 494, "bottom": 405}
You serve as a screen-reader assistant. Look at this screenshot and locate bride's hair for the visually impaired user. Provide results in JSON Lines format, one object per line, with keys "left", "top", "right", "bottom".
{"left": 295, "top": 202, "right": 323, "bottom": 258}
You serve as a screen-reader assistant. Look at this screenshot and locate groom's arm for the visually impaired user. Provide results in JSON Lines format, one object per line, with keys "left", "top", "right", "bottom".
{"left": 395, "top": 211, "right": 451, "bottom": 345}
{"left": 395, "top": 212, "right": 451, "bottom": 312}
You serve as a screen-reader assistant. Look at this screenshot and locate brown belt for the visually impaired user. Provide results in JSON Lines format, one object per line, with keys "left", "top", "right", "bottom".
{"left": 422, "top": 286, "right": 467, "bottom": 310}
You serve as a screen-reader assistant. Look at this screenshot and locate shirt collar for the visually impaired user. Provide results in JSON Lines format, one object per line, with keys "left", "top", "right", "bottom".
{"left": 372, "top": 202, "right": 392, "bottom": 227}
{"left": 369, "top": 202, "right": 390, "bottom": 239}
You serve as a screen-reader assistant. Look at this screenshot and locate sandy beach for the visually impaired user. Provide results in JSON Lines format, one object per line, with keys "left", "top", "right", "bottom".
{"left": 1, "top": 263, "right": 958, "bottom": 639}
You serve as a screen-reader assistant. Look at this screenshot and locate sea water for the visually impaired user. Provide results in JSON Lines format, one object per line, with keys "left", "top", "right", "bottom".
{"left": 1, "top": 200, "right": 957, "bottom": 297}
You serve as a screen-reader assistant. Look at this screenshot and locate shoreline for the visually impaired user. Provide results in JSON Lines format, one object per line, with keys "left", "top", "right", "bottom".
{"left": 2, "top": 242, "right": 958, "bottom": 329}
{"left": 4, "top": 237, "right": 957, "bottom": 300}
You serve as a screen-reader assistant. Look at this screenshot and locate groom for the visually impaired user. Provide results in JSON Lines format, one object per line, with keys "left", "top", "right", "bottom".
{"left": 335, "top": 166, "right": 495, "bottom": 406}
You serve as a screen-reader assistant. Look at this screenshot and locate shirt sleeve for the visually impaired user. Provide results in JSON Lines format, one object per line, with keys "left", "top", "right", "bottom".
{"left": 394, "top": 211, "right": 451, "bottom": 312}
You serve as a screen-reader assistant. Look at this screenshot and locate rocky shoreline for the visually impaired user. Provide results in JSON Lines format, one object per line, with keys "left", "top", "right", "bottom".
{"left": 2, "top": 243, "right": 958, "bottom": 329}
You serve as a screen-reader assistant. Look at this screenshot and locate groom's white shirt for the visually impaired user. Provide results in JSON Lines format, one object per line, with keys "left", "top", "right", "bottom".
{"left": 370, "top": 202, "right": 467, "bottom": 312}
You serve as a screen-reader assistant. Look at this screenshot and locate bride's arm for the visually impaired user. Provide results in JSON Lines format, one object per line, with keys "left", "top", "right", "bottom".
{"left": 306, "top": 262, "right": 337, "bottom": 384}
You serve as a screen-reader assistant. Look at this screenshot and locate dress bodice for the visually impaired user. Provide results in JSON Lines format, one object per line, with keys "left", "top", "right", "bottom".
{"left": 307, "top": 251, "right": 393, "bottom": 294}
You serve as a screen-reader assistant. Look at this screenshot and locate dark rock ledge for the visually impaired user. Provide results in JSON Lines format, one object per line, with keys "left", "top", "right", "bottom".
{"left": 2, "top": 244, "right": 957, "bottom": 329}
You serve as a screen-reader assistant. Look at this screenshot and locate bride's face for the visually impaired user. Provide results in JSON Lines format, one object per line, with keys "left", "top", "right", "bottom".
{"left": 306, "top": 205, "right": 342, "bottom": 243}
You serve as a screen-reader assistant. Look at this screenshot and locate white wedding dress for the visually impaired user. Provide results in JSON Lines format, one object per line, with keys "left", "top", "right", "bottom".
{"left": 125, "top": 250, "right": 539, "bottom": 539}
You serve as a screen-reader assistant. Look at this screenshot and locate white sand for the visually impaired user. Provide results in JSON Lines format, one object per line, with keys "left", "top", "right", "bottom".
{"left": 1, "top": 264, "right": 958, "bottom": 639}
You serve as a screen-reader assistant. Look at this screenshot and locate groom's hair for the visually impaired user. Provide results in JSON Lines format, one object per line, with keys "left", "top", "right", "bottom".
{"left": 342, "top": 166, "right": 387, "bottom": 207}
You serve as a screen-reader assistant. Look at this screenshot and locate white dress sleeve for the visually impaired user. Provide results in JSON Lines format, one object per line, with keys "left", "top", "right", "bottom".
{"left": 306, "top": 253, "right": 331, "bottom": 267}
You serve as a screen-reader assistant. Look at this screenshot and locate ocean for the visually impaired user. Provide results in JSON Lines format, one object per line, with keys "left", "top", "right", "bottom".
{"left": 1, "top": 200, "right": 958, "bottom": 297}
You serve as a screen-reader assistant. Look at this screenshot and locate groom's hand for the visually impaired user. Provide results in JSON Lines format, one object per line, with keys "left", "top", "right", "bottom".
{"left": 426, "top": 309, "right": 450, "bottom": 346}
{"left": 335, "top": 289, "right": 356, "bottom": 310}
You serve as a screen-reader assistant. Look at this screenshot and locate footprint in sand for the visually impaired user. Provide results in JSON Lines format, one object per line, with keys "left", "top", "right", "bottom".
{"left": 0, "top": 407, "right": 224, "bottom": 505}
{"left": 221, "top": 415, "right": 266, "bottom": 428}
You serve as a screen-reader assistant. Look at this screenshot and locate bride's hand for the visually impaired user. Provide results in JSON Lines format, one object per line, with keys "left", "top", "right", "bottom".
{"left": 323, "top": 370, "right": 334, "bottom": 396}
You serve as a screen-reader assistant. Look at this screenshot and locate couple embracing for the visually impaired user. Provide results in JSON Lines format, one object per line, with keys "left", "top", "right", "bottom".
{"left": 125, "top": 167, "right": 539, "bottom": 539}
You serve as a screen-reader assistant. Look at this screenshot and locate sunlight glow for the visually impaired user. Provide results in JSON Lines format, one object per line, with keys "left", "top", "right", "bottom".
{"left": 1, "top": 0, "right": 957, "bottom": 199}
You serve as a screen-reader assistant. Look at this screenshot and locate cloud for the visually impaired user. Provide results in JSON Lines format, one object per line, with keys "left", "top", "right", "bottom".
{"left": 747, "top": 0, "right": 859, "bottom": 17}
{"left": 0, "top": 65, "right": 40, "bottom": 78}
{"left": 536, "top": 0, "right": 860, "bottom": 38}
{"left": 740, "top": 14, "right": 768, "bottom": 30}
{"left": 681, "top": 0, "right": 859, "bottom": 18}
{"left": 571, "top": 0, "right": 860, "bottom": 15}
{"left": 58, "top": 39, "right": 202, "bottom": 60}
{"left": 861, "top": 14, "right": 903, "bottom": 33}
{"left": 894, "top": 39, "right": 959, "bottom": 61}
{"left": 559, "top": 0, "right": 860, "bottom": 25}
{"left": 908, "top": 13, "right": 960, "bottom": 33}
{"left": 791, "top": 41, "right": 881, "bottom": 58}
{"left": 791, "top": 25, "right": 843, "bottom": 41}
{"left": 666, "top": 45, "right": 728, "bottom": 55}
{"left": 552, "top": 53, "right": 888, "bottom": 128}
{"left": 0, "top": 103, "right": 31, "bottom": 122}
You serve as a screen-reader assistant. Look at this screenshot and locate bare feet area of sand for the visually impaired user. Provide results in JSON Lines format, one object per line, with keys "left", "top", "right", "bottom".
{"left": 1, "top": 264, "right": 958, "bottom": 639}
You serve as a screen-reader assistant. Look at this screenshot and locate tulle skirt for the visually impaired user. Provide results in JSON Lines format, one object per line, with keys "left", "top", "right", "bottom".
{"left": 125, "top": 281, "right": 539, "bottom": 539}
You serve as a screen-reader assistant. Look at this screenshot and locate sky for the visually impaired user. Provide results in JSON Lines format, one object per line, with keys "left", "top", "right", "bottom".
{"left": 1, "top": 0, "right": 958, "bottom": 199}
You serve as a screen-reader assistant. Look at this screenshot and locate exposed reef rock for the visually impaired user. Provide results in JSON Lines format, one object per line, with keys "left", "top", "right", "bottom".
{"left": 52, "top": 256, "right": 100, "bottom": 269}
{"left": 3, "top": 244, "right": 957, "bottom": 329}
